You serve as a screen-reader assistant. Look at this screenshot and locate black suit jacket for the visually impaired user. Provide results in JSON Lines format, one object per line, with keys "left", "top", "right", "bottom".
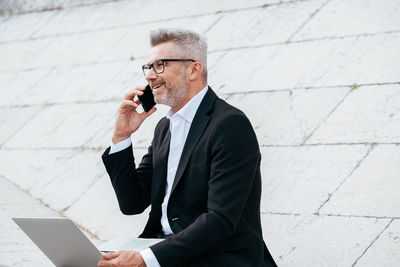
{"left": 102, "top": 88, "right": 276, "bottom": 267}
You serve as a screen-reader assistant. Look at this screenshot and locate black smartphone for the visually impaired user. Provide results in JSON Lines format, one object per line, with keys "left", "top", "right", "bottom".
{"left": 138, "top": 85, "right": 156, "bottom": 112}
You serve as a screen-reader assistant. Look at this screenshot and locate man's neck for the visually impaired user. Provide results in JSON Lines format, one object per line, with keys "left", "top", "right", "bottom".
{"left": 171, "top": 82, "right": 207, "bottom": 113}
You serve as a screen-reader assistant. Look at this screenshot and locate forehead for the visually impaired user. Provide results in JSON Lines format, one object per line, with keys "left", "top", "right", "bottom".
{"left": 149, "top": 41, "right": 178, "bottom": 62}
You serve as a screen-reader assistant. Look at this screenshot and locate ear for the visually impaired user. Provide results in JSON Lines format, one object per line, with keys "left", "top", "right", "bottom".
{"left": 187, "top": 62, "right": 203, "bottom": 81}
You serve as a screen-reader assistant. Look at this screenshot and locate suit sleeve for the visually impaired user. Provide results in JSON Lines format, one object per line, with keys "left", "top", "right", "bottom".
{"left": 102, "top": 143, "right": 153, "bottom": 215}
{"left": 151, "top": 113, "right": 261, "bottom": 266}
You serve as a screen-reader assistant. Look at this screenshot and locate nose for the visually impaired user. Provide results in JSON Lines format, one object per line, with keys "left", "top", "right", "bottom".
{"left": 145, "top": 68, "right": 157, "bottom": 82}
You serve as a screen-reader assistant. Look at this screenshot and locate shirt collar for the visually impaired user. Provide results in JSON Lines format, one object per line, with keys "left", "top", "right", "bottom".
{"left": 166, "top": 85, "right": 208, "bottom": 123}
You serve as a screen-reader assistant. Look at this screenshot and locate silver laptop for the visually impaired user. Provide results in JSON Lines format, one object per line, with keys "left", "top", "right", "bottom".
{"left": 13, "top": 217, "right": 162, "bottom": 267}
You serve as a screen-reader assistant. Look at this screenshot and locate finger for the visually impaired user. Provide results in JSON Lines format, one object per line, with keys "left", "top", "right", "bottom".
{"left": 133, "top": 98, "right": 141, "bottom": 105}
{"left": 147, "top": 106, "right": 157, "bottom": 115}
{"left": 139, "top": 106, "right": 157, "bottom": 120}
{"left": 119, "top": 100, "right": 139, "bottom": 111}
{"left": 102, "top": 251, "right": 119, "bottom": 260}
{"left": 98, "top": 259, "right": 111, "bottom": 267}
{"left": 124, "top": 87, "right": 146, "bottom": 100}
{"left": 98, "top": 258, "right": 120, "bottom": 267}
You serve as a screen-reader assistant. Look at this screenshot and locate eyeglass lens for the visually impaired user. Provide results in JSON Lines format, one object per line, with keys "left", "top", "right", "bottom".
{"left": 153, "top": 60, "right": 164, "bottom": 73}
{"left": 143, "top": 60, "right": 164, "bottom": 76}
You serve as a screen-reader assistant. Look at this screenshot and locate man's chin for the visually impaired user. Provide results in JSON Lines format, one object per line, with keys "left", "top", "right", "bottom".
{"left": 153, "top": 96, "right": 162, "bottom": 105}
{"left": 154, "top": 96, "right": 168, "bottom": 107}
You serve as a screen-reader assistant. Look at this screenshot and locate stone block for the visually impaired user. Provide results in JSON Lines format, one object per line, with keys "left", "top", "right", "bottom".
{"left": 90, "top": 60, "right": 145, "bottom": 102}
{"left": 209, "top": 33, "right": 400, "bottom": 93}
{"left": 260, "top": 145, "right": 369, "bottom": 213}
{"left": 31, "top": 4, "right": 112, "bottom": 37}
{"left": 3, "top": 103, "right": 116, "bottom": 149}
{"left": 307, "top": 84, "right": 400, "bottom": 144}
{"left": 190, "top": 0, "right": 280, "bottom": 12}
{"left": 89, "top": 0, "right": 148, "bottom": 29}
{"left": 0, "top": 176, "right": 58, "bottom": 266}
{"left": 205, "top": 0, "right": 325, "bottom": 51}
{"left": 0, "top": 37, "right": 54, "bottom": 71}
{"left": 0, "top": 106, "right": 42, "bottom": 146}
{"left": 101, "top": 15, "right": 220, "bottom": 62}
{"left": 0, "top": 16, "right": 8, "bottom": 23}
{"left": 47, "top": 28, "right": 129, "bottom": 67}
{"left": 293, "top": 0, "right": 400, "bottom": 41}
{"left": 0, "top": 0, "right": 111, "bottom": 17}
{"left": 20, "top": 63, "right": 119, "bottom": 106}
{"left": 101, "top": 0, "right": 276, "bottom": 29}
{"left": 320, "top": 145, "right": 400, "bottom": 217}
{"left": 0, "top": 72, "right": 15, "bottom": 90}
{"left": 28, "top": 35, "right": 77, "bottom": 69}
{"left": 223, "top": 87, "right": 350, "bottom": 145}
{"left": 0, "top": 149, "right": 105, "bottom": 211}
{"left": 0, "top": 69, "right": 50, "bottom": 106}
{"left": 262, "top": 213, "right": 390, "bottom": 266}
{"left": 65, "top": 174, "right": 150, "bottom": 241}
{"left": 0, "top": 28, "right": 128, "bottom": 71}
{"left": 355, "top": 219, "right": 400, "bottom": 266}
{"left": 0, "top": 72, "right": 18, "bottom": 105}
{"left": 0, "top": 10, "right": 57, "bottom": 42}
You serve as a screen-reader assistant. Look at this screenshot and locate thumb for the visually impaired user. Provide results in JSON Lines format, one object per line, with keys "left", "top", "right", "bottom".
{"left": 140, "top": 106, "right": 157, "bottom": 120}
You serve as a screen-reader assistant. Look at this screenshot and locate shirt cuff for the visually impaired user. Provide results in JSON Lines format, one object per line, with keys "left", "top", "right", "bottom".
{"left": 109, "top": 137, "right": 132, "bottom": 154}
{"left": 140, "top": 248, "right": 161, "bottom": 267}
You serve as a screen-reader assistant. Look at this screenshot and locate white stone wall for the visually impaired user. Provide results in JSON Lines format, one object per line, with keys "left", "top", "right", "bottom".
{"left": 0, "top": 0, "right": 399, "bottom": 266}
{"left": 0, "top": 0, "right": 114, "bottom": 16}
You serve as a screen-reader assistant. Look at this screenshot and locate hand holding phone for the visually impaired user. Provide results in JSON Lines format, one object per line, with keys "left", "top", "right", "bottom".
{"left": 112, "top": 85, "right": 156, "bottom": 143}
{"left": 138, "top": 85, "right": 156, "bottom": 112}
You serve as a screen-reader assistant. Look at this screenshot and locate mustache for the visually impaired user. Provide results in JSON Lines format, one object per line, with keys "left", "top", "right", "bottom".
{"left": 150, "top": 79, "right": 165, "bottom": 89}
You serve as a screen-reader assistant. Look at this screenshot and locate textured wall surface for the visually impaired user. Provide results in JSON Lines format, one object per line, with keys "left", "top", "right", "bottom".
{"left": 0, "top": 0, "right": 399, "bottom": 266}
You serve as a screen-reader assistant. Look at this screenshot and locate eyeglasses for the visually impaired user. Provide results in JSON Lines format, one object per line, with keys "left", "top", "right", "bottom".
{"left": 142, "top": 59, "right": 195, "bottom": 77}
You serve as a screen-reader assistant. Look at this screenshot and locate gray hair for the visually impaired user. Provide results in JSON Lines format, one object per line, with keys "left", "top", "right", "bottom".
{"left": 150, "top": 28, "right": 208, "bottom": 82}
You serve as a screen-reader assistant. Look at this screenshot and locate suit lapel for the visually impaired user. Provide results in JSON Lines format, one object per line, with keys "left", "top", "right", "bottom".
{"left": 171, "top": 88, "right": 217, "bottom": 193}
{"left": 153, "top": 126, "right": 171, "bottom": 208}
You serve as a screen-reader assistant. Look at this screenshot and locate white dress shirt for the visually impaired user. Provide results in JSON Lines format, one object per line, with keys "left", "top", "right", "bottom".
{"left": 109, "top": 86, "right": 208, "bottom": 267}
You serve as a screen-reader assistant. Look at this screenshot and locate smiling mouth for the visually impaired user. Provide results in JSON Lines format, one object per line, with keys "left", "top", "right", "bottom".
{"left": 151, "top": 81, "right": 165, "bottom": 91}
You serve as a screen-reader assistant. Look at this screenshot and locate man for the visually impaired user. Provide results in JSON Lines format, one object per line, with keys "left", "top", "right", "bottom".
{"left": 100, "top": 28, "right": 277, "bottom": 267}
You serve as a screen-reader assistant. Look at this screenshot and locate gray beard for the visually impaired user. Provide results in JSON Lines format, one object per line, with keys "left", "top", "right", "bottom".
{"left": 155, "top": 70, "right": 188, "bottom": 109}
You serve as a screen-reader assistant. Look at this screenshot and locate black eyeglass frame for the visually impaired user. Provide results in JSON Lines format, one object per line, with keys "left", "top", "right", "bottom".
{"left": 142, "top": 59, "right": 195, "bottom": 76}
